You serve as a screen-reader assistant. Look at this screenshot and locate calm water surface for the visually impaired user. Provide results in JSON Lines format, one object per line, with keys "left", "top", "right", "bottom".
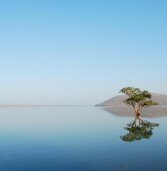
{"left": 0, "top": 106, "right": 166, "bottom": 171}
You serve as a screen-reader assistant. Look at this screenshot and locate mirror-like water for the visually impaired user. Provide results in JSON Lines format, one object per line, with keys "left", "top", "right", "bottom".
{"left": 0, "top": 106, "right": 166, "bottom": 171}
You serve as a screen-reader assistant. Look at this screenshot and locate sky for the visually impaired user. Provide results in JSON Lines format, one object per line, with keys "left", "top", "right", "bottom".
{"left": 0, "top": 0, "right": 167, "bottom": 105}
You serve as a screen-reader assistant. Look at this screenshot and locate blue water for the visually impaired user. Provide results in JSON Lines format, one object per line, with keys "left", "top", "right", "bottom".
{"left": 0, "top": 106, "right": 166, "bottom": 171}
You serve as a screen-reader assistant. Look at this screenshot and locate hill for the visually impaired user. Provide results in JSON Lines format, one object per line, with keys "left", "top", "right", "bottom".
{"left": 96, "top": 93, "right": 167, "bottom": 106}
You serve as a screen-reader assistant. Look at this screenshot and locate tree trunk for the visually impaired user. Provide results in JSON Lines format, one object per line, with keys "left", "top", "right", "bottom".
{"left": 134, "top": 109, "right": 141, "bottom": 119}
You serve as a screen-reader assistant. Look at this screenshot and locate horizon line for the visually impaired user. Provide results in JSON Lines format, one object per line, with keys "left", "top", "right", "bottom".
{"left": 0, "top": 104, "right": 93, "bottom": 107}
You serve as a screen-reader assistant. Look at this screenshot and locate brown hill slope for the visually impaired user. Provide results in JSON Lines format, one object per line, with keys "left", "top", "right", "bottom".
{"left": 96, "top": 93, "right": 167, "bottom": 106}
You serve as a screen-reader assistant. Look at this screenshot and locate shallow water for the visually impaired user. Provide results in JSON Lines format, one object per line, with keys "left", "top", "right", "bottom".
{"left": 0, "top": 106, "right": 166, "bottom": 171}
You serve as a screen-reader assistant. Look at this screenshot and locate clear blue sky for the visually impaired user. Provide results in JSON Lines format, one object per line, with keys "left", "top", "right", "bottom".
{"left": 0, "top": 0, "right": 167, "bottom": 105}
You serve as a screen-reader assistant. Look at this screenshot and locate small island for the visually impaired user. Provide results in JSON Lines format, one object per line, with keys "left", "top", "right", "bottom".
{"left": 96, "top": 88, "right": 167, "bottom": 118}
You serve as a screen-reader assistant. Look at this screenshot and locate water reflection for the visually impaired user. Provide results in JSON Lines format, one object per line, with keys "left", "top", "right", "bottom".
{"left": 103, "top": 106, "right": 167, "bottom": 118}
{"left": 101, "top": 107, "right": 162, "bottom": 142}
{"left": 121, "top": 119, "right": 159, "bottom": 142}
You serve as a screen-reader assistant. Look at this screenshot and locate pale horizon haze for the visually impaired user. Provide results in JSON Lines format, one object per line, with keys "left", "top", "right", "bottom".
{"left": 1, "top": 0, "right": 167, "bottom": 105}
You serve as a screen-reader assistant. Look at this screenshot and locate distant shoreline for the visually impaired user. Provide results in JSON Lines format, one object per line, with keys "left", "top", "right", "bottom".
{"left": 0, "top": 105, "right": 92, "bottom": 108}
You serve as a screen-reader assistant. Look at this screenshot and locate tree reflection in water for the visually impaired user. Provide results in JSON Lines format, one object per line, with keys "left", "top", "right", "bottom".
{"left": 121, "top": 119, "right": 159, "bottom": 142}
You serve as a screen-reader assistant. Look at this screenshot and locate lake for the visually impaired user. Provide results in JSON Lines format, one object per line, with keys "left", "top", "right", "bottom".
{"left": 0, "top": 106, "right": 166, "bottom": 171}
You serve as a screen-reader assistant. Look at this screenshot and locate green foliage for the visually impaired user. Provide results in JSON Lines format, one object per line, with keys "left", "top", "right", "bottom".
{"left": 120, "top": 87, "right": 141, "bottom": 97}
{"left": 121, "top": 120, "right": 159, "bottom": 142}
{"left": 120, "top": 87, "right": 158, "bottom": 110}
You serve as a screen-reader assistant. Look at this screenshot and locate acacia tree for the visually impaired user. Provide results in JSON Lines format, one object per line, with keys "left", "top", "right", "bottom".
{"left": 120, "top": 87, "right": 158, "bottom": 119}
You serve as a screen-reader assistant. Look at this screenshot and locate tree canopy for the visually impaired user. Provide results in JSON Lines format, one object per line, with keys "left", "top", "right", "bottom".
{"left": 120, "top": 87, "right": 158, "bottom": 114}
